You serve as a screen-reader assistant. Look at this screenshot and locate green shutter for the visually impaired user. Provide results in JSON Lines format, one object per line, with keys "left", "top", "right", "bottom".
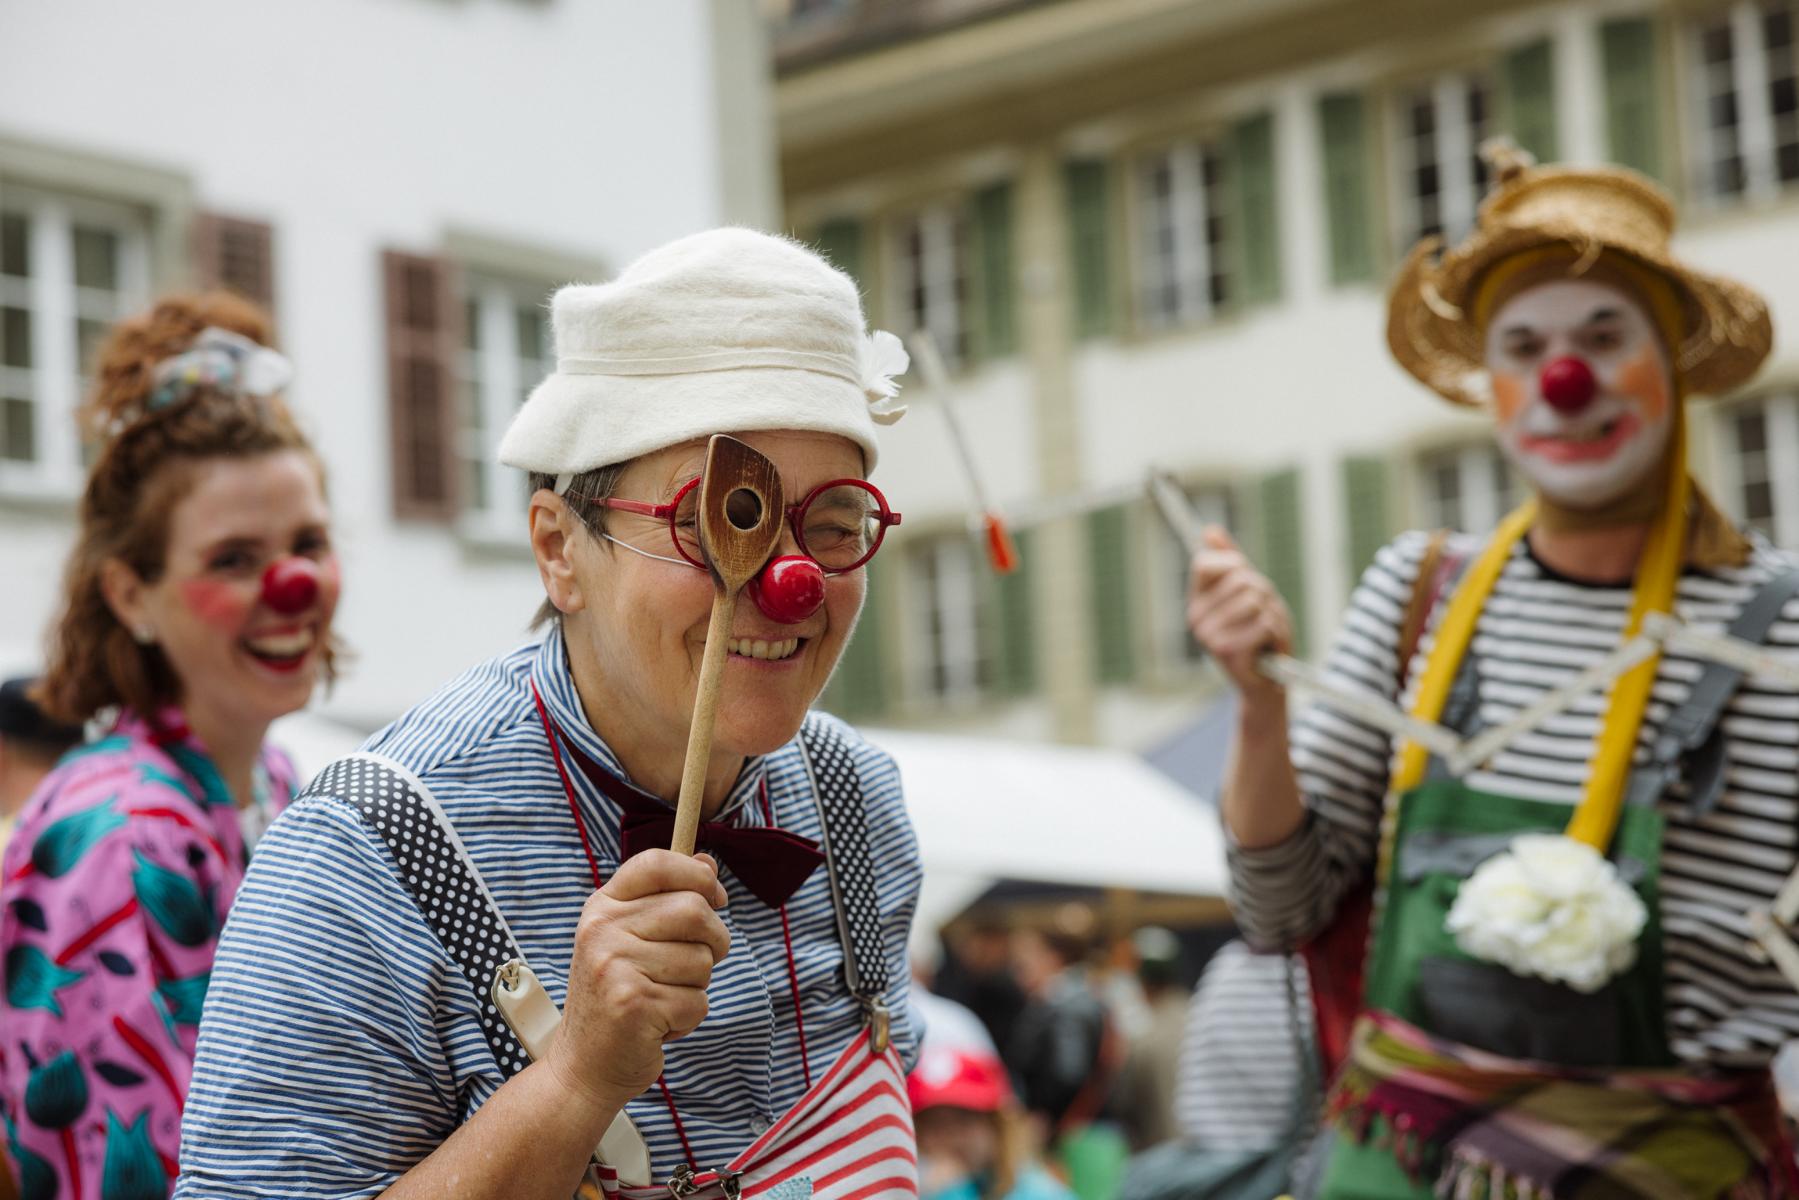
{"left": 1502, "top": 39, "right": 1559, "bottom": 164}
{"left": 1064, "top": 159, "right": 1114, "bottom": 338}
{"left": 1087, "top": 504, "right": 1136, "bottom": 684}
{"left": 814, "top": 218, "right": 864, "bottom": 289}
{"left": 1318, "top": 93, "right": 1376, "bottom": 285}
{"left": 821, "top": 562, "right": 887, "bottom": 719}
{"left": 1253, "top": 469, "right": 1308, "bottom": 655}
{"left": 969, "top": 183, "right": 1017, "bottom": 360}
{"left": 991, "top": 527, "right": 1038, "bottom": 696}
{"left": 1602, "top": 18, "right": 1663, "bottom": 181}
{"left": 1231, "top": 112, "right": 1281, "bottom": 305}
{"left": 1341, "top": 456, "right": 1391, "bottom": 582}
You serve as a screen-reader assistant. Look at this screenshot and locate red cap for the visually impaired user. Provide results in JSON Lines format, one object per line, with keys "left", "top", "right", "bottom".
{"left": 907, "top": 1045, "right": 1013, "bottom": 1114}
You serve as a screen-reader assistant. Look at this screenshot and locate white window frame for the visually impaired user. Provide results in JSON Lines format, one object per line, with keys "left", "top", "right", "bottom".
{"left": 0, "top": 185, "right": 149, "bottom": 498}
{"left": 1686, "top": 1, "right": 1799, "bottom": 205}
{"left": 1414, "top": 442, "right": 1517, "bottom": 535}
{"left": 1134, "top": 139, "right": 1230, "bottom": 330}
{"left": 456, "top": 275, "right": 551, "bottom": 542}
{"left": 1724, "top": 392, "right": 1799, "bottom": 547}
{"left": 1389, "top": 71, "right": 1493, "bottom": 254}
{"left": 890, "top": 204, "right": 968, "bottom": 369}
{"left": 908, "top": 534, "right": 989, "bottom": 706}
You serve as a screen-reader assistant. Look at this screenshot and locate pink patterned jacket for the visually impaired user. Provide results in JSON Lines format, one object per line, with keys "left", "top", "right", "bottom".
{"left": 0, "top": 711, "right": 296, "bottom": 1200}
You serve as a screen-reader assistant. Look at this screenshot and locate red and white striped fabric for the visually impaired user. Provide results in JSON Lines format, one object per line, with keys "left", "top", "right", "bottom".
{"left": 596, "top": 1028, "right": 917, "bottom": 1200}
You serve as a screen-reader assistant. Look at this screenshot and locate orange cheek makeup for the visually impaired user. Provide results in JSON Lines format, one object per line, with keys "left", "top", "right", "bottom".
{"left": 1613, "top": 345, "right": 1671, "bottom": 422}
{"left": 1491, "top": 371, "right": 1529, "bottom": 427}
{"left": 180, "top": 579, "right": 254, "bottom": 631}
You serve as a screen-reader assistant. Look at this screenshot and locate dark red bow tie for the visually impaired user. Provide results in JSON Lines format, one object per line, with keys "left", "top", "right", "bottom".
{"left": 561, "top": 738, "right": 824, "bottom": 908}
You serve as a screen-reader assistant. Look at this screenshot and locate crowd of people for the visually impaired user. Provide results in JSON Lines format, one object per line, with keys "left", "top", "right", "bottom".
{"left": 2, "top": 149, "right": 1798, "bottom": 1200}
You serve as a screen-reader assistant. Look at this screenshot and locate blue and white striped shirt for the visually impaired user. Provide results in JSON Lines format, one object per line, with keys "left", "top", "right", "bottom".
{"left": 174, "top": 627, "right": 921, "bottom": 1198}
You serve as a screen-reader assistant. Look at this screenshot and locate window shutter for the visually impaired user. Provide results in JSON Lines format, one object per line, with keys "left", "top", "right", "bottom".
{"left": 1231, "top": 112, "right": 1282, "bottom": 305}
{"left": 822, "top": 562, "right": 889, "bottom": 719}
{"left": 1341, "top": 455, "right": 1392, "bottom": 583}
{"left": 969, "top": 182, "right": 1017, "bottom": 360}
{"left": 1088, "top": 503, "right": 1137, "bottom": 684}
{"left": 193, "top": 213, "right": 275, "bottom": 312}
{"left": 991, "top": 527, "right": 1038, "bottom": 696}
{"left": 1252, "top": 468, "right": 1308, "bottom": 655}
{"left": 384, "top": 250, "right": 460, "bottom": 521}
{"left": 1602, "top": 18, "right": 1663, "bottom": 181}
{"left": 1502, "top": 39, "right": 1559, "bottom": 164}
{"left": 1064, "top": 159, "right": 1114, "bottom": 338}
{"left": 814, "top": 218, "right": 864, "bottom": 288}
{"left": 1318, "top": 94, "right": 1377, "bottom": 285}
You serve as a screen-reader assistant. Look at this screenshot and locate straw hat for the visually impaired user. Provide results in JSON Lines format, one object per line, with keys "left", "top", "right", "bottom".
{"left": 499, "top": 227, "right": 908, "bottom": 477}
{"left": 1386, "top": 145, "right": 1771, "bottom": 407}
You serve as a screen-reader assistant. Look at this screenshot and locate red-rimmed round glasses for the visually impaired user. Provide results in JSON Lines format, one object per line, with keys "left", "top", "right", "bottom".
{"left": 597, "top": 477, "right": 902, "bottom": 574}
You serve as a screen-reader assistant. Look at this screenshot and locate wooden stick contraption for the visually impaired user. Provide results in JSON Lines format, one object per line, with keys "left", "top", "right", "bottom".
{"left": 910, "top": 331, "right": 1020, "bottom": 574}
{"left": 672, "top": 435, "right": 785, "bottom": 855}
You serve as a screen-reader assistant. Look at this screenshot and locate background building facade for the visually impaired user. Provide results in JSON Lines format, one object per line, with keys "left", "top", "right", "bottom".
{"left": 0, "top": 0, "right": 779, "bottom": 733}
{"left": 780, "top": 0, "right": 1799, "bottom": 754}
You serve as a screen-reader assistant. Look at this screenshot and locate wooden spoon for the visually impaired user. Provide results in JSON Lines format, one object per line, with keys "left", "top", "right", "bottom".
{"left": 671, "top": 435, "right": 785, "bottom": 855}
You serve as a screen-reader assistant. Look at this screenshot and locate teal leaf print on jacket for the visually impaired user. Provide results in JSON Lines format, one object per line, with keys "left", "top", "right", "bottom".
{"left": 155, "top": 970, "right": 210, "bottom": 1026}
{"left": 5, "top": 945, "right": 83, "bottom": 1016}
{"left": 162, "top": 742, "right": 231, "bottom": 808}
{"left": 131, "top": 849, "right": 213, "bottom": 947}
{"left": 100, "top": 1110, "right": 167, "bottom": 1200}
{"left": 30, "top": 798, "right": 127, "bottom": 878}
{"left": 4, "top": 1111, "right": 57, "bottom": 1200}
{"left": 23, "top": 1050, "right": 88, "bottom": 1128}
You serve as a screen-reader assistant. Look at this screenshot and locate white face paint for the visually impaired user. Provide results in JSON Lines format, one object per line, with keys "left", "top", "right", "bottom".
{"left": 1484, "top": 278, "right": 1675, "bottom": 510}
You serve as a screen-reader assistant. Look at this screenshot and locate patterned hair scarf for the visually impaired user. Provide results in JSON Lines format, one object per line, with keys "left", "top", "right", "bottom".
{"left": 108, "top": 327, "right": 293, "bottom": 437}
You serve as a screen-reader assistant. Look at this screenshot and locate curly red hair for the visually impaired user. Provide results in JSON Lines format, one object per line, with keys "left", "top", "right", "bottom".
{"left": 36, "top": 292, "right": 340, "bottom": 725}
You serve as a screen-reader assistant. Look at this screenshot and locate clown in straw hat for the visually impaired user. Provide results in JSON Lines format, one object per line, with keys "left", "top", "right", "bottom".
{"left": 1186, "top": 145, "right": 1799, "bottom": 1199}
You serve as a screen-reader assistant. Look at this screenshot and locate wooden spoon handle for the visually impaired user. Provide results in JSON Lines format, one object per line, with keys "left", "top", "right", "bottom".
{"left": 672, "top": 589, "right": 737, "bottom": 855}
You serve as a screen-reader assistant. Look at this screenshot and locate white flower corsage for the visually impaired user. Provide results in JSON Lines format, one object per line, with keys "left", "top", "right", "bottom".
{"left": 1444, "top": 834, "right": 1647, "bottom": 994}
{"left": 861, "top": 329, "right": 909, "bottom": 425}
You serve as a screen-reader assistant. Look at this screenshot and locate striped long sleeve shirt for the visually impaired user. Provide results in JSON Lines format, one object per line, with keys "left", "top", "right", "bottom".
{"left": 1229, "top": 529, "right": 1799, "bottom": 1070}
{"left": 173, "top": 626, "right": 921, "bottom": 1197}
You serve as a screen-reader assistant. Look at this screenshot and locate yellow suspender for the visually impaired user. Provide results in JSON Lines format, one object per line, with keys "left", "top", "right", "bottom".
{"left": 1389, "top": 410, "right": 1691, "bottom": 854}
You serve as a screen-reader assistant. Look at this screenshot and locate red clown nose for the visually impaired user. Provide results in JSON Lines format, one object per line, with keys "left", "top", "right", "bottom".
{"left": 748, "top": 556, "right": 825, "bottom": 625}
{"left": 1539, "top": 356, "right": 1598, "bottom": 414}
{"left": 260, "top": 557, "right": 320, "bottom": 616}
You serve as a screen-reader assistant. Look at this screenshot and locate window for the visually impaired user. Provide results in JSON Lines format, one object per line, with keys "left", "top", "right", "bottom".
{"left": 1728, "top": 393, "right": 1799, "bottom": 545}
{"left": 891, "top": 204, "right": 969, "bottom": 368}
{"left": 909, "top": 534, "right": 992, "bottom": 704}
{"left": 1148, "top": 484, "right": 1238, "bottom": 670}
{"left": 1689, "top": 2, "right": 1799, "bottom": 203}
{"left": 0, "top": 189, "right": 148, "bottom": 491}
{"left": 1392, "top": 73, "right": 1493, "bottom": 251}
{"left": 1135, "top": 139, "right": 1233, "bottom": 328}
{"left": 458, "top": 278, "right": 550, "bottom": 530}
{"left": 1416, "top": 443, "right": 1520, "bottom": 534}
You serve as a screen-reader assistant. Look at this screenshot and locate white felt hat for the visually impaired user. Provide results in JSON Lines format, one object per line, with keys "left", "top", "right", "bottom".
{"left": 498, "top": 227, "right": 907, "bottom": 479}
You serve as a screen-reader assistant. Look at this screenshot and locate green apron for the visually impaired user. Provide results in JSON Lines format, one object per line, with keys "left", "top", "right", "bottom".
{"left": 1316, "top": 779, "right": 1671, "bottom": 1200}
{"left": 1314, "top": 565, "right": 1799, "bottom": 1200}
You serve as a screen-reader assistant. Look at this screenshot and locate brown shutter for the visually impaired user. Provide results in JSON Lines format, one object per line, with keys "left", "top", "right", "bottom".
{"left": 192, "top": 213, "right": 276, "bottom": 312}
{"left": 383, "top": 250, "right": 460, "bottom": 521}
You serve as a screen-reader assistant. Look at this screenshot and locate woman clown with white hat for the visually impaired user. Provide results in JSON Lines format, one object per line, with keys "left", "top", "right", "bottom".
{"left": 175, "top": 230, "right": 923, "bottom": 1200}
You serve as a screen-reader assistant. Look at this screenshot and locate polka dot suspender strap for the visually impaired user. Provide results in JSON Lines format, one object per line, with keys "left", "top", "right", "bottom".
{"left": 299, "top": 752, "right": 533, "bottom": 1079}
{"left": 796, "top": 716, "right": 893, "bottom": 1053}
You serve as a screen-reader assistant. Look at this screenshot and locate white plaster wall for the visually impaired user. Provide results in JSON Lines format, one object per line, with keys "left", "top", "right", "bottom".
{"left": 0, "top": 0, "right": 773, "bottom": 725}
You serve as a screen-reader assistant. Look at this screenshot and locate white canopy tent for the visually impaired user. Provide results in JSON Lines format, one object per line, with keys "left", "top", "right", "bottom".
{"left": 863, "top": 728, "right": 1229, "bottom": 960}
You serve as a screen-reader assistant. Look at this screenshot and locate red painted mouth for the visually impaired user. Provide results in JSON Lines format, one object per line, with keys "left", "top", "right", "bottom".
{"left": 1518, "top": 412, "right": 1642, "bottom": 463}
